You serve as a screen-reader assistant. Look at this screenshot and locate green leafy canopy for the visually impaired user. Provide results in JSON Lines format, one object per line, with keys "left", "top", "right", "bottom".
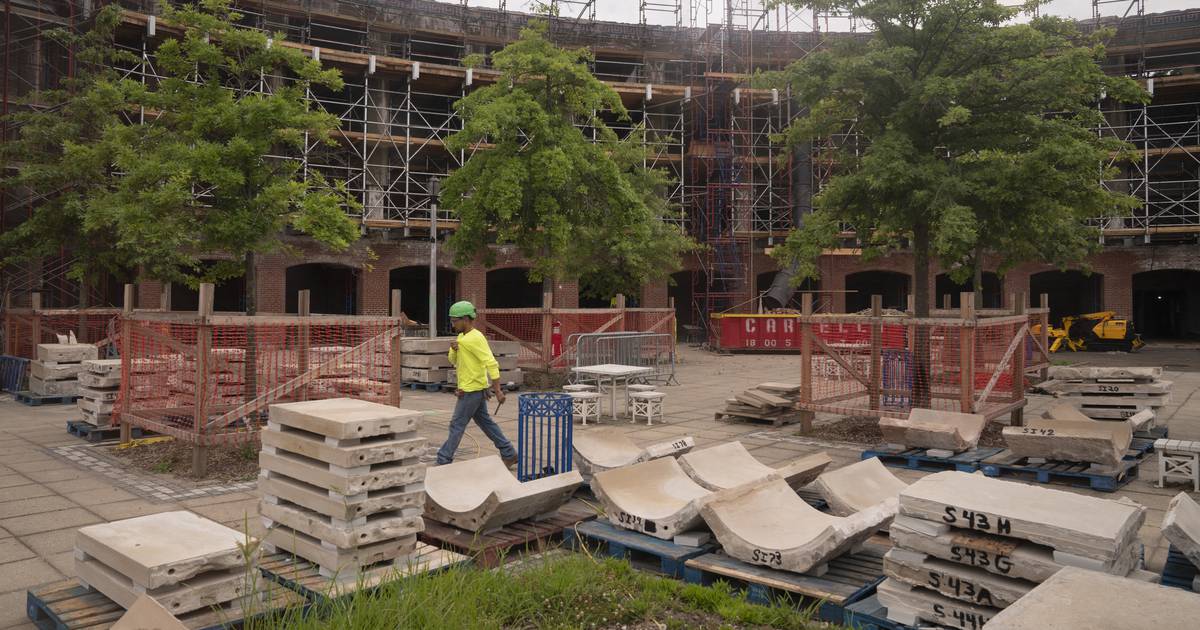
{"left": 767, "top": 0, "right": 1147, "bottom": 312}
{"left": 0, "top": 0, "right": 360, "bottom": 297}
{"left": 441, "top": 23, "right": 697, "bottom": 298}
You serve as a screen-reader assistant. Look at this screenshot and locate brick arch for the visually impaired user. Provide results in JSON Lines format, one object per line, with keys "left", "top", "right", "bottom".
{"left": 284, "top": 262, "right": 360, "bottom": 314}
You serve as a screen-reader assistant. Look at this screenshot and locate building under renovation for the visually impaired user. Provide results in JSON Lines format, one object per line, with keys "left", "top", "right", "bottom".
{"left": 1, "top": 0, "right": 1199, "bottom": 339}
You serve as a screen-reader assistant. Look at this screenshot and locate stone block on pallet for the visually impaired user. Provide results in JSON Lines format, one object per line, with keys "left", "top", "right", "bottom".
{"left": 261, "top": 421, "right": 424, "bottom": 469}
{"left": 79, "top": 371, "right": 122, "bottom": 389}
{"left": 30, "top": 375, "right": 78, "bottom": 396}
{"left": 876, "top": 578, "right": 999, "bottom": 629}
{"left": 883, "top": 547, "right": 1035, "bottom": 608}
{"left": 83, "top": 358, "right": 123, "bottom": 375}
{"left": 260, "top": 448, "right": 425, "bottom": 496}
{"left": 260, "top": 496, "right": 423, "bottom": 548}
{"left": 879, "top": 408, "right": 986, "bottom": 452}
{"left": 263, "top": 521, "right": 417, "bottom": 576}
{"left": 1162, "top": 492, "right": 1200, "bottom": 570}
{"left": 30, "top": 361, "right": 85, "bottom": 381}
{"left": 1002, "top": 419, "right": 1132, "bottom": 468}
{"left": 399, "top": 337, "right": 455, "bottom": 353}
{"left": 269, "top": 398, "right": 422, "bottom": 440}
{"left": 77, "top": 397, "right": 115, "bottom": 414}
{"left": 79, "top": 386, "right": 120, "bottom": 403}
{"left": 401, "top": 353, "right": 454, "bottom": 369}
{"left": 37, "top": 343, "right": 99, "bottom": 363}
{"left": 75, "top": 552, "right": 250, "bottom": 615}
{"left": 400, "top": 367, "right": 449, "bottom": 383}
{"left": 258, "top": 471, "right": 424, "bottom": 521}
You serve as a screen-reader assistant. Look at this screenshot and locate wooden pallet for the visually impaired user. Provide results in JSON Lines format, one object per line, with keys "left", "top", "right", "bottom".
{"left": 402, "top": 381, "right": 447, "bottom": 392}
{"left": 862, "top": 445, "right": 1006, "bottom": 473}
{"left": 842, "top": 593, "right": 916, "bottom": 630}
{"left": 65, "top": 420, "right": 149, "bottom": 444}
{"left": 25, "top": 578, "right": 304, "bottom": 630}
{"left": 979, "top": 444, "right": 1149, "bottom": 492}
{"left": 258, "top": 542, "right": 469, "bottom": 603}
{"left": 563, "top": 519, "right": 716, "bottom": 578}
{"left": 714, "top": 410, "right": 800, "bottom": 427}
{"left": 1160, "top": 545, "right": 1199, "bottom": 592}
{"left": 14, "top": 390, "right": 79, "bottom": 406}
{"left": 419, "top": 502, "right": 597, "bottom": 568}
{"left": 683, "top": 541, "right": 889, "bottom": 624}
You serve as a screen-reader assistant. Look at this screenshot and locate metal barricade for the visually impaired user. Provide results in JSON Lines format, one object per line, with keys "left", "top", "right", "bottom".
{"left": 516, "top": 392, "right": 573, "bottom": 482}
{"left": 0, "top": 355, "right": 29, "bottom": 393}
{"left": 568, "top": 332, "right": 677, "bottom": 385}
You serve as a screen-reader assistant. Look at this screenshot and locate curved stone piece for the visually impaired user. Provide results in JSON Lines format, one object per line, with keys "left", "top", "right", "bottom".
{"left": 1162, "top": 492, "right": 1200, "bottom": 570}
{"left": 1002, "top": 419, "right": 1132, "bottom": 468}
{"left": 678, "top": 441, "right": 831, "bottom": 491}
{"left": 883, "top": 548, "right": 1035, "bottom": 608}
{"left": 1041, "top": 402, "right": 1096, "bottom": 423}
{"left": 591, "top": 457, "right": 711, "bottom": 540}
{"left": 878, "top": 408, "right": 986, "bottom": 452}
{"left": 699, "top": 477, "right": 890, "bottom": 573}
{"left": 813, "top": 457, "right": 908, "bottom": 516}
{"left": 571, "top": 427, "right": 694, "bottom": 482}
{"left": 424, "top": 456, "right": 582, "bottom": 532}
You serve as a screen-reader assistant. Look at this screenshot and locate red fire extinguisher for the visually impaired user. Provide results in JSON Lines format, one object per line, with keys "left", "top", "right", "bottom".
{"left": 551, "top": 320, "right": 563, "bottom": 358}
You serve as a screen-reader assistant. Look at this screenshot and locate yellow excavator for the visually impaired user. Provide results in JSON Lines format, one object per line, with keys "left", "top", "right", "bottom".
{"left": 1033, "top": 311, "right": 1145, "bottom": 353}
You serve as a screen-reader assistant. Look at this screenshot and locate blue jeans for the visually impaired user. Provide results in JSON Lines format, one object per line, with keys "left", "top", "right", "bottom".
{"left": 436, "top": 390, "right": 517, "bottom": 465}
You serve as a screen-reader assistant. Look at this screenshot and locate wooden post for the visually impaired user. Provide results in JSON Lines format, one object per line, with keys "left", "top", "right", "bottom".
{"left": 959, "top": 291, "right": 976, "bottom": 414}
{"left": 1039, "top": 293, "right": 1050, "bottom": 380}
{"left": 30, "top": 292, "right": 41, "bottom": 354}
{"left": 160, "top": 283, "right": 172, "bottom": 312}
{"left": 119, "top": 285, "right": 134, "bottom": 443}
{"left": 297, "top": 290, "right": 311, "bottom": 402}
{"left": 541, "top": 290, "right": 553, "bottom": 367}
{"left": 1011, "top": 292, "right": 1027, "bottom": 427}
{"left": 869, "top": 295, "right": 883, "bottom": 412}
{"left": 616, "top": 293, "right": 627, "bottom": 332}
{"left": 942, "top": 294, "right": 952, "bottom": 310}
{"left": 799, "top": 293, "right": 814, "bottom": 434}
{"left": 390, "top": 289, "right": 402, "bottom": 407}
{"left": 193, "top": 283, "right": 214, "bottom": 477}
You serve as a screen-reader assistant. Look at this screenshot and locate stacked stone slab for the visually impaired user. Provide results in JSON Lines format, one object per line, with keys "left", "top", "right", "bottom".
{"left": 877, "top": 471, "right": 1146, "bottom": 628}
{"left": 719, "top": 382, "right": 801, "bottom": 422}
{"left": 74, "top": 511, "right": 253, "bottom": 615}
{"left": 258, "top": 398, "right": 427, "bottom": 584}
{"left": 173, "top": 348, "right": 246, "bottom": 407}
{"left": 30, "top": 343, "right": 98, "bottom": 397}
{"left": 1162, "top": 492, "right": 1200, "bottom": 571}
{"left": 1040, "top": 366, "right": 1171, "bottom": 425}
{"left": 76, "top": 359, "right": 122, "bottom": 426}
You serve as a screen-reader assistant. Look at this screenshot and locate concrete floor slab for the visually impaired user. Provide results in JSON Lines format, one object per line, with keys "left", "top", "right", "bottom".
{"left": 0, "top": 556, "right": 65, "bottom": 594}
{"left": 0, "top": 538, "right": 36, "bottom": 564}
{"left": 0, "top": 507, "right": 100, "bottom": 537}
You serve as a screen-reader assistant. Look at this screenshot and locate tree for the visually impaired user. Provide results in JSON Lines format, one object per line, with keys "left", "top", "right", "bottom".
{"left": 768, "top": 0, "right": 1146, "bottom": 403}
{"left": 440, "top": 23, "right": 696, "bottom": 299}
{"left": 0, "top": 0, "right": 360, "bottom": 314}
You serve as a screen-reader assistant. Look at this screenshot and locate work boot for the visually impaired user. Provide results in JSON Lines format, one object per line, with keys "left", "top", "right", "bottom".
{"left": 503, "top": 455, "right": 519, "bottom": 469}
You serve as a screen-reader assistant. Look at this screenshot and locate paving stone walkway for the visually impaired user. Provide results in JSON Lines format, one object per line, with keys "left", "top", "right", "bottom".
{"left": 0, "top": 344, "right": 1196, "bottom": 628}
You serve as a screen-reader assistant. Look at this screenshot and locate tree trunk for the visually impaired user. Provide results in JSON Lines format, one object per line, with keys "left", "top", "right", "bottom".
{"left": 912, "top": 223, "right": 932, "bottom": 408}
{"left": 973, "top": 245, "right": 984, "bottom": 309}
{"left": 243, "top": 252, "right": 258, "bottom": 403}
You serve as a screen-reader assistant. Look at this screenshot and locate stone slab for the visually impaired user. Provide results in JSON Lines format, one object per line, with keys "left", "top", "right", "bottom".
{"left": 78, "top": 386, "right": 120, "bottom": 403}
{"left": 1041, "top": 402, "right": 1100, "bottom": 423}
{"left": 269, "top": 398, "right": 423, "bottom": 439}
{"left": 814, "top": 457, "right": 908, "bottom": 517}
{"left": 111, "top": 594, "right": 188, "bottom": 630}
{"left": 75, "top": 553, "right": 248, "bottom": 615}
{"left": 399, "top": 337, "right": 455, "bottom": 353}
{"left": 400, "top": 367, "right": 449, "bottom": 383}
{"left": 83, "top": 358, "right": 123, "bottom": 375}
{"left": 1162, "top": 491, "right": 1200, "bottom": 570}
{"left": 678, "top": 441, "right": 830, "bottom": 491}
{"left": 262, "top": 421, "right": 424, "bottom": 468}
{"left": 984, "top": 567, "right": 1200, "bottom": 630}
{"left": 899, "top": 471, "right": 1144, "bottom": 561}
{"left": 425, "top": 455, "right": 582, "bottom": 532}
{"left": 883, "top": 547, "right": 1034, "bottom": 608}
{"left": 876, "top": 578, "right": 999, "bottom": 629}
{"left": 37, "top": 343, "right": 99, "bottom": 363}
{"left": 571, "top": 427, "right": 693, "bottom": 482}
{"left": 78, "top": 371, "right": 121, "bottom": 389}
{"left": 30, "top": 361, "right": 85, "bottom": 381}
{"left": 258, "top": 470, "right": 424, "bottom": 521}
{"left": 1046, "top": 366, "right": 1163, "bottom": 381}
{"left": 77, "top": 397, "right": 114, "bottom": 414}
{"left": 1041, "top": 378, "right": 1172, "bottom": 395}
{"left": 878, "top": 408, "right": 986, "bottom": 452}
{"left": 264, "top": 521, "right": 416, "bottom": 574}
{"left": 29, "top": 376, "right": 78, "bottom": 396}
{"left": 259, "top": 448, "right": 424, "bottom": 495}
{"left": 1002, "top": 419, "right": 1131, "bottom": 468}
{"left": 591, "top": 456, "right": 712, "bottom": 540}
{"left": 75, "top": 511, "right": 246, "bottom": 589}
{"left": 401, "top": 353, "right": 454, "bottom": 369}
{"left": 260, "top": 498, "right": 423, "bottom": 548}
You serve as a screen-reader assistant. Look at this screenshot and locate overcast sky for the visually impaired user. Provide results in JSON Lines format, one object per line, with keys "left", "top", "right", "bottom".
{"left": 456, "top": 1, "right": 1196, "bottom": 28}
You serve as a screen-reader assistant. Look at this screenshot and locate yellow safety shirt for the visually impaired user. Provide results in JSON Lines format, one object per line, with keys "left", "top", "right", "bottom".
{"left": 447, "top": 328, "right": 500, "bottom": 392}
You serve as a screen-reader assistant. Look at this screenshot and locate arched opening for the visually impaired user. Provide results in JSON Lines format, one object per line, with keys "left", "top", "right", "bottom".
{"left": 935, "top": 272, "right": 1003, "bottom": 309}
{"left": 285, "top": 263, "right": 358, "bottom": 314}
{"left": 669, "top": 270, "right": 694, "bottom": 326}
{"left": 171, "top": 261, "right": 246, "bottom": 312}
{"left": 486, "top": 268, "right": 542, "bottom": 308}
{"left": 1029, "top": 270, "right": 1102, "bottom": 325}
{"left": 756, "top": 270, "right": 819, "bottom": 311}
{"left": 1133, "top": 269, "right": 1200, "bottom": 339}
{"left": 845, "top": 271, "right": 910, "bottom": 312}
{"left": 389, "top": 266, "right": 458, "bottom": 332}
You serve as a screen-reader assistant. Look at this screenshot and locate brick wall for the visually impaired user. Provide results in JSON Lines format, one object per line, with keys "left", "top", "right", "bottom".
{"left": 136, "top": 278, "right": 163, "bottom": 310}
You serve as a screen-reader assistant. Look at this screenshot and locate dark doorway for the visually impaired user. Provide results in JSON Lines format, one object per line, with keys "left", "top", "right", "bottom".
{"left": 285, "top": 264, "right": 358, "bottom": 314}
{"left": 1133, "top": 269, "right": 1200, "bottom": 339}
{"left": 669, "top": 270, "right": 694, "bottom": 327}
{"left": 486, "top": 268, "right": 542, "bottom": 308}
{"left": 1029, "top": 270, "right": 1103, "bottom": 325}
{"left": 845, "top": 271, "right": 910, "bottom": 312}
{"left": 935, "top": 272, "right": 1003, "bottom": 309}
{"left": 172, "top": 262, "right": 246, "bottom": 312}
{"left": 389, "top": 266, "right": 458, "bottom": 333}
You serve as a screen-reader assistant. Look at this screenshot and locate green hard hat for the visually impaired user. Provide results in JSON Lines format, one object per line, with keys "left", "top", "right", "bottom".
{"left": 448, "top": 300, "right": 477, "bottom": 318}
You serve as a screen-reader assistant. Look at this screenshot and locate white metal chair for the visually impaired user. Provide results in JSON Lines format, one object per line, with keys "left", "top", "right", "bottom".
{"left": 569, "top": 391, "right": 602, "bottom": 425}
{"left": 629, "top": 391, "right": 666, "bottom": 426}
{"left": 563, "top": 383, "right": 597, "bottom": 393}
{"left": 625, "top": 383, "right": 658, "bottom": 414}
{"left": 1156, "top": 439, "right": 1200, "bottom": 492}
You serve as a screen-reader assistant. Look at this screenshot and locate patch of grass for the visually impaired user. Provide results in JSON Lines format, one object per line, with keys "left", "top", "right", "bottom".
{"left": 245, "top": 552, "right": 825, "bottom": 629}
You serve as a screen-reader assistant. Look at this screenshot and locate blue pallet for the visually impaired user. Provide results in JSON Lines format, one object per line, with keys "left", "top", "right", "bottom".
{"left": 66, "top": 420, "right": 147, "bottom": 443}
{"left": 843, "top": 594, "right": 917, "bottom": 630}
{"left": 862, "top": 446, "right": 1005, "bottom": 473}
{"left": 1161, "top": 545, "right": 1199, "bottom": 592}
{"left": 563, "top": 519, "right": 714, "bottom": 578}
{"left": 403, "top": 381, "right": 445, "bottom": 392}
{"left": 979, "top": 445, "right": 1148, "bottom": 492}
{"left": 14, "top": 391, "right": 79, "bottom": 406}
{"left": 683, "top": 541, "right": 888, "bottom": 624}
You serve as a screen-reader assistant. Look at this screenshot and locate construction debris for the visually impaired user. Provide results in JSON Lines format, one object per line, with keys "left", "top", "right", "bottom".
{"left": 258, "top": 398, "right": 427, "bottom": 585}
{"left": 1040, "top": 365, "right": 1171, "bottom": 423}
{"left": 717, "top": 382, "right": 801, "bottom": 424}
{"left": 678, "top": 441, "right": 830, "bottom": 491}
{"left": 423, "top": 455, "right": 581, "bottom": 532}
{"left": 74, "top": 511, "right": 251, "bottom": 614}
{"left": 30, "top": 343, "right": 97, "bottom": 397}
{"left": 878, "top": 408, "right": 987, "bottom": 453}
{"left": 571, "top": 427, "right": 693, "bottom": 483}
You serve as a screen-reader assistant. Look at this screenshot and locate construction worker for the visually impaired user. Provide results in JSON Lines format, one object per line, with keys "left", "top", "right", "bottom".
{"left": 435, "top": 300, "right": 518, "bottom": 467}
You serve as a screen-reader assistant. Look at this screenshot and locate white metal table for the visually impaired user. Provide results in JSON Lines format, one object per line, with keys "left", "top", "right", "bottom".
{"left": 571, "top": 364, "right": 653, "bottom": 419}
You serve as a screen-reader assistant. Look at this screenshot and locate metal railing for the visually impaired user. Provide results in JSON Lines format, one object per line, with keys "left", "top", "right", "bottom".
{"left": 567, "top": 331, "right": 677, "bottom": 385}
